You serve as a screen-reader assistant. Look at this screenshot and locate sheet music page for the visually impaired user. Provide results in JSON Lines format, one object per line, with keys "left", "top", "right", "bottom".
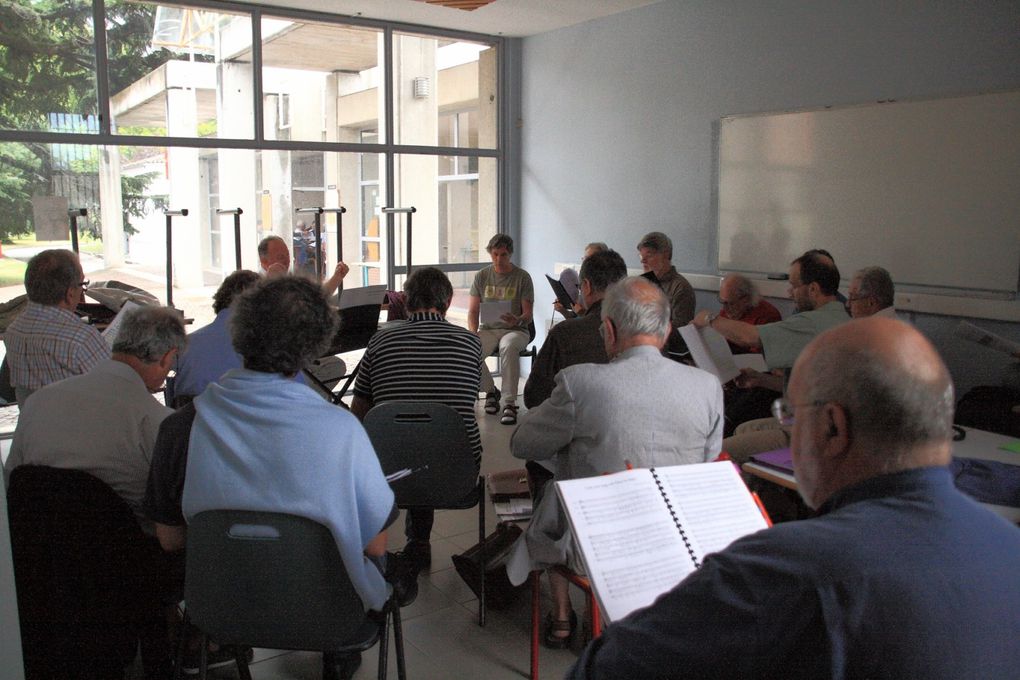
{"left": 733, "top": 353, "right": 767, "bottom": 372}
{"left": 338, "top": 284, "right": 386, "bottom": 310}
{"left": 654, "top": 462, "right": 768, "bottom": 562}
{"left": 101, "top": 299, "right": 142, "bottom": 349}
{"left": 479, "top": 301, "right": 511, "bottom": 325}
{"left": 679, "top": 325, "right": 740, "bottom": 383}
{"left": 556, "top": 470, "right": 697, "bottom": 623}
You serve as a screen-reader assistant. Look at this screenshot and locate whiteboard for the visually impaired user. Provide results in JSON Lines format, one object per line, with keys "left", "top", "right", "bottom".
{"left": 717, "top": 90, "right": 1020, "bottom": 295}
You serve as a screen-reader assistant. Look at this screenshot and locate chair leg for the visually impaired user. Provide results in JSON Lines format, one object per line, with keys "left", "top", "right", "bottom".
{"left": 392, "top": 602, "right": 407, "bottom": 680}
{"left": 530, "top": 571, "right": 541, "bottom": 680}
{"left": 378, "top": 607, "right": 390, "bottom": 680}
{"left": 478, "top": 476, "right": 486, "bottom": 627}
{"left": 173, "top": 608, "right": 190, "bottom": 680}
{"left": 236, "top": 648, "right": 253, "bottom": 680}
{"left": 198, "top": 632, "right": 209, "bottom": 680}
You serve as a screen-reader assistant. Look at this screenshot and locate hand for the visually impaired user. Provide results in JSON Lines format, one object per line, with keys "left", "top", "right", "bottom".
{"left": 553, "top": 301, "right": 565, "bottom": 314}
{"left": 500, "top": 312, "right": 520, "bottom": 326}
{"left": 692, "top": 310, "right": 712, "bottom": 329}
{"left": 332, "top": 261, "right": 350, "bottom": 279}
{"left": 734, "top": 367, "right": 764, "bottom": 389}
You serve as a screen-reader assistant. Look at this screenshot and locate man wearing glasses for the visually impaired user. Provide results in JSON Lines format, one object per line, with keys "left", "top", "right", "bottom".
{"left": 569, "top": 318, "right": 1020, "bottom": 680}
{"left": 692, "top": 251, "right": 849, "bottom": 460}
{"left": 3, "top": 249, "right": 109, "bottom": 405}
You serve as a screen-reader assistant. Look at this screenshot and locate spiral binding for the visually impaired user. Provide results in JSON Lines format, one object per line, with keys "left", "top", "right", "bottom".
{"left": 650, "top": 467, "right": 699, "bottom": 568}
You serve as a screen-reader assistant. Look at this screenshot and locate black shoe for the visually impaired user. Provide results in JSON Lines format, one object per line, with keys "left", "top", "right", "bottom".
{"left": 385, "top": 551, "right": 420, "bottom": 607}
{"left": 323, "top": 651, "right": 362, "bottom": 680}
{"left": 180, "top": 644, "right": 253, "bottom": 675}
{"left": 401, "top": 540, "right": 432, "bottom": 569}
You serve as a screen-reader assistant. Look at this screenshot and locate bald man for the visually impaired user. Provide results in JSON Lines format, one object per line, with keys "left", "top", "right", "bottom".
{"left": 569, "top": 318, "right": 1020, "bottom": 680}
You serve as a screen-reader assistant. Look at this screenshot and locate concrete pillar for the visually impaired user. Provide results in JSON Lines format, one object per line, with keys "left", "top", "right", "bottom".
{"left": 477, "top": 47, "right": 498, "bottom": 261}
{"left": 97, "top": 146, "right": 125, "bottom": 266}
{"left": 394, "top": 34, "right": 439, "bottom": 268}
{"left": 217, "top": 62, "right": 258, "bottom": 273}
{"left": 165, "top": 87, "right": 203, "bottom": 289}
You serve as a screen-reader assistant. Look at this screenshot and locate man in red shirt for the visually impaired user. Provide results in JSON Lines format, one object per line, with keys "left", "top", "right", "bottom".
{"left": 717, "top": 274, "right": 781, "bottom": 352}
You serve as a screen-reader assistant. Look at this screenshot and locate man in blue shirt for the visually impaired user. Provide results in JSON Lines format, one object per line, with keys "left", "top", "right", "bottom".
{"left": 569, "top": 317, "right": 1020, "bottom": 680}
{"left": 166, "top": 270, "right": 260, "bottom": 406}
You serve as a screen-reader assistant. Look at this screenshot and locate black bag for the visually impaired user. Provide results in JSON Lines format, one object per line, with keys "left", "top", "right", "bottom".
{"left": 451, "top": 522, "right": 525, "bottom": 610}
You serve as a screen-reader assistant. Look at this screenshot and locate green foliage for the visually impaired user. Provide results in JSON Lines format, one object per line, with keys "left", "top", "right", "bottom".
{"left": 0, "top": 1, "right": 173, "bottom": 240}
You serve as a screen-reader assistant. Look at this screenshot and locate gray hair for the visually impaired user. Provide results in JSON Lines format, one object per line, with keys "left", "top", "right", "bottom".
{"left": 404, "top": 267, "right": 453, "bottom": 313}
{"left": 637, "top": 231, "right": 673, "bottom": 260}
{"left": 854, "top": 266, "right": 895, "bottom": 309}
{"left": 112, "top": 306, "right": 187, "bottom": 362}
{"left": 722, "top": 273, "right": 758, "bottom": 304}
{"left": 485, "top": 233, "right": 514, "bottom": 254}
{"left": 24, "top": 249, "right": 80, "bottom": 305}
{"left": 585, "top": 242, "right": 609, "bottom": 256}
{"left": 257, "top": 234, "right": 286, "bottom": 259}
{"left": 602, "top": 276, "right": 670, "bottom": 341}
{"left": 803, "top": 345, "right": 955, "bottom": 472}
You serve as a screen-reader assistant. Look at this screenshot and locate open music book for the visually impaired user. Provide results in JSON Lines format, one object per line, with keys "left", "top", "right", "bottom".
{"left": 555, "top": 461, "right": 768, "bottom": 622}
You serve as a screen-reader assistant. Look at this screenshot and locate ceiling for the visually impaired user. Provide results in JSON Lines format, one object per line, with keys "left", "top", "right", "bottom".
{"left": 228, "top": 0, "right": 661, "bottom": 38}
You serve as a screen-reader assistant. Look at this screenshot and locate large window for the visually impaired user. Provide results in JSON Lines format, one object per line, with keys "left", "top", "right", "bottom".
{"left": 0, "top": 1, "right": 506, "bottom": 324}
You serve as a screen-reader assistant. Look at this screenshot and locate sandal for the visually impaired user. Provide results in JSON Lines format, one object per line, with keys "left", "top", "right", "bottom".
{"left": 543, "top": 610, "right": 577, "bottom": 649}
{"left": 500, "top": 404, "right": 518, "bottom": 425}
{"left": 484, "top": 389, "right": 501, "bottom": 415}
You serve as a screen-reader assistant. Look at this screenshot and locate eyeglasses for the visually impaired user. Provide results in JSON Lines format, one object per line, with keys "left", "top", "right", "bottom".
{"left": 847, "top": 294, "right": 873, "bottom": 303}
{"left": 79, "top": 279, "right": 90, "bottom": 290}
{"left": 771, "top": 397, "right": 826, "bottom": 426}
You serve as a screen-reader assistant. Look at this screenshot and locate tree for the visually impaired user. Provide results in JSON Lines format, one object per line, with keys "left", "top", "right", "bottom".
{"left": 0, "top": 0, "right": 174, "bottom": 240}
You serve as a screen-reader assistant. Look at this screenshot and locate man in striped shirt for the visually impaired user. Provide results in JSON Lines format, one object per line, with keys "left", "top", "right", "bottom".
{"left": 352, "top": 267, "right": 483, "bottom": 568}
{"left": 4, "top": 249, "right": 109, "bottom": 405}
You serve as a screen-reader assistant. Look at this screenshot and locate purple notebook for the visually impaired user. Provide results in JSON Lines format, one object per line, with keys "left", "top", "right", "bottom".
{"left": 750, "top": 448, "right": 794, "bottom": 474}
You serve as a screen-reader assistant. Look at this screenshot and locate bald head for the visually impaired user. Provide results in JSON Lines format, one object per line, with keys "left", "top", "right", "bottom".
{"left": 719, "top": 273, "right": 757, "bottom": 320}
{"left": 788, "top": 317, "right": 954, "bottom": 507}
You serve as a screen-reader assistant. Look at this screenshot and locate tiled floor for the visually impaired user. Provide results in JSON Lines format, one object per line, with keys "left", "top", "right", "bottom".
{"left": 204, "top": 381, "right": 586, "bottom": 680}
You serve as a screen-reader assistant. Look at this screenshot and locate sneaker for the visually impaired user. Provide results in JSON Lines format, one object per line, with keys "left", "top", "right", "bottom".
{"left": 179, "top": 644, "right": 253, "bottom": 675}
{"left": 500, "top": 404, "right": 518, "bottom": 425}
{"left": 484, "top": 389, "right": 501, "bottom": 414}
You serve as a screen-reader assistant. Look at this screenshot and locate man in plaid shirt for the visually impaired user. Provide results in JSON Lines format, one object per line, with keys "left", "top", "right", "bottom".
{"left": 4, "top": 249, "right": 109, "bottom": 405}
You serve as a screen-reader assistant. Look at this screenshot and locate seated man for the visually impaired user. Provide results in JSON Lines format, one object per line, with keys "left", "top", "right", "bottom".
{"left": 693, "top": 251, "right": 849, "bottom": 460}
{"left": 145, "top": 276, "right": 407, "bottom": 676}
{"left": 524, "top": 248, "right": 628, "bottom": 409}
{"left": 637, "top": 231, "right": 695, "bottom": 361}
{"left": 847, "top": 265, "right": 896, "bottom": 319}
{"left": 716, "top": 273, "right": 783, "bottom": 436}
{"left": 351, "top": 267, "right": 483, "bottom": 568}
{"left": 506, "top": 277, "right": 723, "bottom": 648}
{"left": 3, "top": 248, "right": 109, "bottom": 404}
{"left": 5, "top": 305, "right": 185, "bottom": 529}
{"left": 468, "top": 233, "right": 535, "bottom": 425}
{"left": 553, "top": 242, "right": 608, "bottom": 318}
{"left": 569, "top": 318, "right": 1020, "bottom": 679}
{"left": 165, "top": 269, "right": 260, "bottom": 406}
{"left": 258, "top": 233, "right": 349, "bottom": 296}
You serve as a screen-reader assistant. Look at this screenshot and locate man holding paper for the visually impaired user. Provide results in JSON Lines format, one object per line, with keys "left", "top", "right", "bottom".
{"left": 505, "top": 276, "right": 723, "bottom": 648}
{"left": 569, "top": 317, "right": 1020, "bottom": 679}
{"left": 468, "top": 234, "right": 535, "bottom": 425}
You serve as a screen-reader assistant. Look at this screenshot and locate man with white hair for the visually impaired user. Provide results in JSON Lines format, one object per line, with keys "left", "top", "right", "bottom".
{"left": 847, "top": 265, "right": 896, "bottom": 319}
{"left": 569, "top": 317, "right": 1020, "bottom": 679}
{"left": 506, "top": 276, "right": 723, "bottom": 649}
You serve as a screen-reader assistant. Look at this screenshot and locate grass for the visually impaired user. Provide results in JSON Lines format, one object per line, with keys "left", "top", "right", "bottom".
{"left": 0, "top": 257, "right": 27, "bottom": 287}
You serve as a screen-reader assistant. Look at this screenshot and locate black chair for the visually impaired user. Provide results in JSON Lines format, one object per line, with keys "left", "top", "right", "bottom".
{"left": 7, "top": 465, "right": 168, "bottom": 680}
{"left": 178, "top": 510, "right": 405, "bottom": 680}
{"left": 362, "top": 401, "right": 488, "bottom": 625}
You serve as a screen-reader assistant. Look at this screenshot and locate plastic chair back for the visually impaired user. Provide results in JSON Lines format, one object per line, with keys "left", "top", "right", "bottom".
{"left": 185, "top": 510, "right": 379, "bottom": 652}
{"left": 363, "top": 402, "right": 479, "bottom": 508}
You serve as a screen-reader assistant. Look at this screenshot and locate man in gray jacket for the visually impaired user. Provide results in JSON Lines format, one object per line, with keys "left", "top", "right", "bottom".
{"left": 506, "top": 276, "right": 723, "bottom": 649}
